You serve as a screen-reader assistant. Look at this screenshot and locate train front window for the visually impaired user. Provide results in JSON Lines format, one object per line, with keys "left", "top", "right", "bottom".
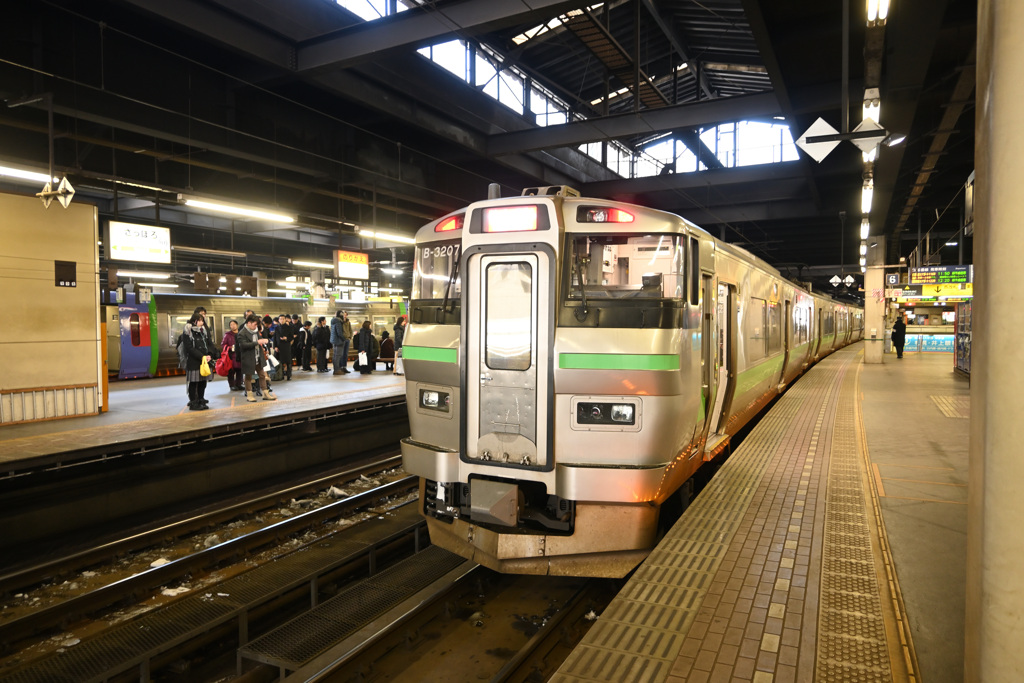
{"left": 410, "top": 240, "right": 461, "bottom": 324}
{"left": 567, "top": 233, "right": 684, "bottom": 301}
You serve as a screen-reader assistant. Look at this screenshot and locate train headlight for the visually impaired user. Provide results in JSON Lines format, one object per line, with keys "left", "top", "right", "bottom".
{"left": 610, "top": 404, "right": 634, "bottom": 423}
{"left": 576, "top": 401, "right": 637, "bottom": 426}
{"left": 420, "top": 389, "right": 450, "bottom": 412}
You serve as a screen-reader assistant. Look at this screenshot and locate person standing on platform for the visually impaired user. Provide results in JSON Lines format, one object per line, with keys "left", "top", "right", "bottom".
{"left": 222, "top": 320, "right": 243, "bottom": 391}
{"left": 182, "top": 313, "right": 216, "bottom": 410}
{"left": 892, "top": 312, "right": 907, "bottom": 359}
{"left": 330, "top": 310, "right": 352, "bottom": 375}
{"left": 274, "top": 314, "right": 293, "bottom": 381}
{"left": 393, "top": 315, "right": 407, "bottom": 351}
{"left": 380, "top": 330, "right": 395, "bottom": 371}
{"left": 353, "top": 320, "right": 379, "bottom": 375}
{"left": 290, "top": 314, "right": 303, "bottom": 365}
{"left": 237, "top": 314, "right": 276, "bottom": 402}
{"left": 298, "top": 320, "right": 313, "bottom": 371}
{"left": 313, "top": 316, "right": 331, "bottom": 372}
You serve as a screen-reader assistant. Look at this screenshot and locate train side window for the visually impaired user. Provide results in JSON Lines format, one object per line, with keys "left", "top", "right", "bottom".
{"left": 767, "top": 303, "right": 782, "bottom": 353}
{"left": 746, "top": 297, "right": 767, "bottom": 362}
{"left": 688, "top": 237, "right": 699, "bottom": 306}
{"left": 129, "top": 313, "right": 142, "bottom": 347}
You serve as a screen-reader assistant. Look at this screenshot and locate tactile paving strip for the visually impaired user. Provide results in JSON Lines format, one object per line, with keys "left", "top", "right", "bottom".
{"left": 814, "top": 363, "right": 892, "bottom": 681}
{"left": 552, "top": 349, "right": 860, "bottom": 683}
{"left": 930, "top": 395, "right": 970, "bottom": 419}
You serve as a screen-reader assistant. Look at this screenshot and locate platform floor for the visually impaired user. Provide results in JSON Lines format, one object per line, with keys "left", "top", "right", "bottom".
{"left": 0, "top": 364, "right": 406, "bottom": 470}
{"left": 553, "top": 344, "right": 968, "bottom": 683}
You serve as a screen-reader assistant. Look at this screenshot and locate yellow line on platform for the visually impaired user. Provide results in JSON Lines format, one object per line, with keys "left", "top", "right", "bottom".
{"left": 882, "top": 477, "right": 966, "bottom": 487}
{"left": 881, "top": 495, "right": 968, "bottom": 505}
{"left": 873, "top": 463, "right": 887, "bottom": 497}
{"left": 873, "top": 462, "right": 955, "bottom": 471}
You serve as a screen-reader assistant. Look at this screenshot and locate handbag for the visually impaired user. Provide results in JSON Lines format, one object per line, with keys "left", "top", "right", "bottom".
{"left": 200, "top": 359, "right": 212, "bottom": 377}
{"left": 358, "top": 350, "right": 368, "bottom": 366}
{"left": 215, "top": 346, "right": 232, "bottom": 377}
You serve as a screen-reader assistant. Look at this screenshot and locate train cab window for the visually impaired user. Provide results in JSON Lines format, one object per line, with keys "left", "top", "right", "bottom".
{"left": 129, "top": 313, "right": 142, "bottom": 347}
{"left": 485, "top": 262, "right": 532, "bottom": 371}
{"left": 567, "top": 233, "right": 684, "bottom": 301}
{"left": 410, "top": 240, "right": 461, "bottom": 324}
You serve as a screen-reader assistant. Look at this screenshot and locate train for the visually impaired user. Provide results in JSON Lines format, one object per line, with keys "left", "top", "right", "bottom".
{"left": 400, "top": 185, "right": 863, "bottom": 578}
{"left": 106, "top": 293, "right": 407, "bottom": 379}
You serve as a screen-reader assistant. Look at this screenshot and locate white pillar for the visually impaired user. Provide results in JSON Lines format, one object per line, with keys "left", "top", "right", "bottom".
{"left": 863, "top": 237, "right": 887, "bottom": 363}
{"left": 967, "top": 2, "right": 1024, "bottom": 680}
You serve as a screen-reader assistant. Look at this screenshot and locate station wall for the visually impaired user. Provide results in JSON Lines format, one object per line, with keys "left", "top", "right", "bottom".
{"left": 0, "top": 190, "right": 101, "bottom": 425}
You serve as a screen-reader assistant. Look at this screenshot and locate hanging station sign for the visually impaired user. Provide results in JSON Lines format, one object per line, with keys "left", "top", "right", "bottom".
{"left": 335, "top": 250, "right": 369, "bottom": 280}
{"left": 107, "top": 221, "right": 171, "bottom": 263}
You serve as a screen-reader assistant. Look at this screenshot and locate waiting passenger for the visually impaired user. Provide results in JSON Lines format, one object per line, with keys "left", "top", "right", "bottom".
{"left": 313, "top": 316, "right": 331, "bottom": 372}
{"left": 297, "top": 320, "right": 313, "bottom": 371}
{"left": 222, "top": 320, "right": 243, "bottom": 391}
{"left": 330, "top": 310, "right": 352, "bottom": 375}
{"left": 393, "top": 315, "right": 407, "bottom": 350}
{"left": 237, "top": 314, "right": 276, "bottom": 401}
{"left": 380, "top": 330, "right": 395, "bottom": 371}
{"left": 892, "top": 313, "right": 907, "bottom": 359}
{"left": 353, "top": 320, "right": 380, "bottom": 375}
{"left": 274, "top": 314, "right": 293, "bottom": 381}
{"left": 182, "top": 313, "right": 216, "bottom": 410}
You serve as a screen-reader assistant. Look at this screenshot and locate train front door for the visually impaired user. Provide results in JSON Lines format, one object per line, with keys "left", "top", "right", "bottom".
{"left": 464, "top": 251, "right": 552, "bottom": 468}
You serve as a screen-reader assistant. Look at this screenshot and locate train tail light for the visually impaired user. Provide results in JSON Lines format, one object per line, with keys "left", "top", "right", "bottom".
{"left": 577, "top": 207, "right": 635, "bottom": 224}
{"left": 435, "top": 215, "right": 462, "bottom": 232}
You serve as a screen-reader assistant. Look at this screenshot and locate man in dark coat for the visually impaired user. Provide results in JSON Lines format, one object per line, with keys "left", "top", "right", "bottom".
{"left": 298, "top": 320, "right": 313, "bottom": 371}
{"left": 274, "top": 314, "right": 293, "bottom": 380}
{"left": 313, "top": 317, "right": 331, "bottom": 372}
{"left": 892, "top": 313, "right": 907, "bottom": 359}
{"left": 237, "top": 315, "right": 276, "bottom": 401}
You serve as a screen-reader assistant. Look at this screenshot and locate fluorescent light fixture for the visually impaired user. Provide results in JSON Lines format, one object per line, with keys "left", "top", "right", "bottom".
{"left": 867, "top": 0, "right": 889, "bottom": 23}
{"left": 861, "top": 218, "right": 870, "bottom": 239}
{"left": 117, "top": 270, "right": 171, "bottom": 279}
{"left": 860, "top": 242, "right": 868, "bottom": 256}
{"left": 862, "top": 100, "right": 880, "bottom": 125}
{"left": 380, "top": 268, "right": 403, "bottom": 276}
{"left": 171, "top": 245, "right": 247, "bottom": 258}
{"left": 946, "top": 241, "right": 959, "bottom": 247}
{"left": 859, "top": 256, "right": 867, "bottom": 266}
{"left": 0, "top": 164, "right": 60, "bottom": 184}
{"left": 886, "top": 135, "right": 906, "bottom": 147}
{"left": 291, "top": 259, "right": 334, "bottom": 269}
{"left": 180, "top": 195, "right": 295, "bottom": 223}
{"left": 139, "top": 282, "right": 179, "bottom": 288}
{"left": 861, "top": 183, "right": 874, "bottom": 214}
{"left": 356, "top": 228, "right": 416, "bottom": 245}
{"left": 378, "top": 287, "right": 405, "bottom": 293}
{"left": 275, "top": 281, "right": 308, "bottom": 288}
{"left": 218, "top": 276, "right": 227, "bottom": 282}
{"left": 235, "top": 278, "right": 241, "bottom": 283}
{"left": 266, "top": 288, "right": 290, "bottom": 294}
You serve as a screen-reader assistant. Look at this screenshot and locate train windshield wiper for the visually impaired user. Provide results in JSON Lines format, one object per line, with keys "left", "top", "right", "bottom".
{"left": 438, "top": 248, "right": 461, "bottom": 323}
{"left": 572, "top": 238, "right": 589, "bottom": 321}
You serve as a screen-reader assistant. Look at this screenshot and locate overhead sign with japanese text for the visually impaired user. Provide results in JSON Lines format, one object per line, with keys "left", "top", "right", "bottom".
{"left": 108, "top": 221, "right": 171, "bottom": 263}
{"left": 909, "top": 265, "right": 973, "bottom": 285}
{"left": 335, "top": 250, "right": 369, "bottom": 280}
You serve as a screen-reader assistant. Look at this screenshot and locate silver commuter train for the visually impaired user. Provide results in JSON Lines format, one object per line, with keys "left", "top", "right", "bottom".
{"left": 401, "top": 186, "right": 863, "bottom": 577}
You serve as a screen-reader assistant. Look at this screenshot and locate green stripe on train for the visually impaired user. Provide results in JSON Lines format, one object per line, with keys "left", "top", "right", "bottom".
{"left": 559, "top": 353, "right": 679, "bottom": 371}
{"left": 402, "top": 346, "right": 458, "bottom": 363}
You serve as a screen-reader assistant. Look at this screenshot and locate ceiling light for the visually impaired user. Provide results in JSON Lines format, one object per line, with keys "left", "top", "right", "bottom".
{"left": 171, "top": 245, "right": 247, "bottom": 258}
{"left": 0, "top": 164, "right": 59, "bottom": 184}
{"left": 218, "top": 276, "right": 227, "bottom": 282}
{"left": 180, "top": 195, "right": 295, "bottom": 223}
{"left": 138, "top": 282, "right": 179, "bottom": 288}
{"left": 861, "top": 182, "right": 874, "bottom": 214}
{"left": 860, "top": 218, "right": 870, "bottom": 239}
{"left": 859, "top": 256, "right": 867, "bottom": 266}
{"left": 380, "top": 268, "right": 403, "bottom": 276}
{"left": 117, "top": 270, "right": 171, "bottom": 279}
{"left": 274, "top": 281, "right": 308, "bottom": 288}
{"left": 946, "top": 241, "right": 958, "bottom": 247}
{"left": 266, "top": 288, "right": 290, "bottom": 294}
{"left": 291, "top": 259, "right": 335, "bottom": 269}
{"left": 356, "top": 229, "right": 416, "bottom": 245}
{"left": 885, "top": 135, "right": 906, "bottom": 147}
{"left": 378, "top": 287, "right": 405, "bottom": 292}
{"left": 860, "top": 242, "right": 867, "bottom": 256}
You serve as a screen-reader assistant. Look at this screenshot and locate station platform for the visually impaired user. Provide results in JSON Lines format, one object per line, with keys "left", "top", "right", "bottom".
{"left": 553, "top": 344, "right": 969, "bottom": 683}
{"left": 0, "top": 366, "right": 406, "bottom": 476}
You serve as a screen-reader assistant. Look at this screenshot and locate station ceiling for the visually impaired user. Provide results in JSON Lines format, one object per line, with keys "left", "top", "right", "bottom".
{"left": 0, "top": 0, "right": 977, "bottom": 292}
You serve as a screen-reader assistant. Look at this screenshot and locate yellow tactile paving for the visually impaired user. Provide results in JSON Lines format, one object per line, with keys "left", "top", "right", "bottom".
{"left": 929, "top": 395, "right": 970, "bottom": 419}
{"left": 553, "top": 344, "right": 916, "bottom": 683}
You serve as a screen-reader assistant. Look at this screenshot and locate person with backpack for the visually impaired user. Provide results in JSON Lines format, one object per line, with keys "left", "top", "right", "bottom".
{"left": 182, "top": 313, "right": 216, "bottom": 410}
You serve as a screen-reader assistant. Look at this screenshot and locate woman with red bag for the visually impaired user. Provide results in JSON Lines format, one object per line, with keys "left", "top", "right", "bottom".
{"left": 221, "top": 320, "right": 244, "bottom": 391}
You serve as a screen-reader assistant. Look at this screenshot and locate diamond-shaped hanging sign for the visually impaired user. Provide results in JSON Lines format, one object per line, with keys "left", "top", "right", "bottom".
{"left": 37, "top": 182, "right": 53, "bottom": 209}
{"left": 850, "top": 119, "right": 886, "bottom": 153}
{"left": 796, "top": 117, "right": 841, "bottom": 163}
{"left": 57, "top": 176, "right": 75, "bottom": 208}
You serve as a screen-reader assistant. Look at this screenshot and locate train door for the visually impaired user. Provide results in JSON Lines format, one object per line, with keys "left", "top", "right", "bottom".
{"left": 814, "top": 306, "right": 823, "bottom": 358}
{"left": 706, "top": 282, "right": 734, "bottom": 450}
{"left": 696, "top": 273, "right": 713, "bottom": 442}
{"left": 464, "top": 251, "right": 552, "bottom": 468}
{"left": 780, "top": 299, "right": 792, "bottom": 387}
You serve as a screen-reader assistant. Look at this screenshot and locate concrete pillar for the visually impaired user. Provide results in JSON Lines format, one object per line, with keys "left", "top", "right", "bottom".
{"left": 967, "top": 2, "right": 1024, "bottom": 681}
{"left": 863, "top": 237, "right": 887, "bottom": 363}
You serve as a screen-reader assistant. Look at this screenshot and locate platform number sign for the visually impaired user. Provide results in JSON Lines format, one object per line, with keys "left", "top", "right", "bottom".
{"left": 55, "top": 260, "right": 77, "bottom": 288}
{"left": 886, "top": 273, "right": 898, "bottom": 285}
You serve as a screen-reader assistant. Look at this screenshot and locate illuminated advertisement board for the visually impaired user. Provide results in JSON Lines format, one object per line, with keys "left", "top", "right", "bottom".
{"left": 335, "top": 250, "right": 369, "bottom": 280}
{"left": 108, "top": 221, "right": 171, "bottom": 263}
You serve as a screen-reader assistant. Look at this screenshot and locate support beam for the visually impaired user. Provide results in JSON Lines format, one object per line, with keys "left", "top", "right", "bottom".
{"left": 488, "top": 92, "right": 781, "bottom": 155}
